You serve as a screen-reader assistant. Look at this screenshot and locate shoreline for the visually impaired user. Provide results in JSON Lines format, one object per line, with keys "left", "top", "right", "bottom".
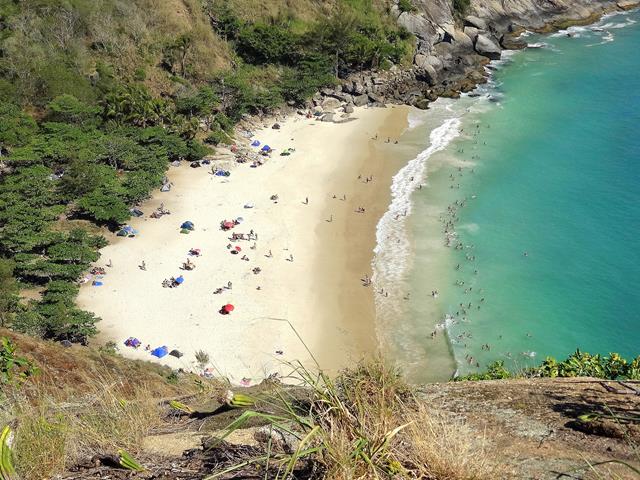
{"left": 390, "top": 7, "right": 640, "bottom": 381}
{"left": 78, "top": 105, "right": 412, "bottom": 383}
{"left": 75, "top": 8, "right": 640, "bottom": 386}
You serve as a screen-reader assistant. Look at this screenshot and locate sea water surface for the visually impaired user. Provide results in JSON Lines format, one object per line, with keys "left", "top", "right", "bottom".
{"left": 374, "top": 10, "right": 640, "bottom": 381}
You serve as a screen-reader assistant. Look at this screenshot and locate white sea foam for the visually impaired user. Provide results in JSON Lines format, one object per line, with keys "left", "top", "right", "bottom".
{"left": 550, "top": 25, "right": 589, "bottom": 38}
{"left": 406, "top": 109, "right": 427, "bottom": 130}
{"left": 372, "top": 116, "right": 461, "bottom": 322}
{"left": 587, "top": 31, "right": 616, "bottom": 46}
{"left": 526, "top": 42, "right": 549, "bottom": 49}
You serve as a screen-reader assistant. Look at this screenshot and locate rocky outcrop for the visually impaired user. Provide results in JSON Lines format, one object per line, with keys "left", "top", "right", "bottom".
{"left": 618, "top": 0, "right": 640, "bottom": 10}
{"left": 309, "top": 0, "right": 633, "bottom": 112}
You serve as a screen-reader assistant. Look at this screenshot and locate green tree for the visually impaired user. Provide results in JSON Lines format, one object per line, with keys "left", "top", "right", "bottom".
{"left": 46, "top": 94, "right": 100, "bottom": 126}
{"left": 0, "top": 259, "right": 18, "bottom": 327}
{"left": 0, "top": 104, "right": 37, "bottom": 156}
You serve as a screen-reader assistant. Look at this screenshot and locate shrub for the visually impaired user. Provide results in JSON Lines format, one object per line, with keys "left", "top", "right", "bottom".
{"left": 398, "top": 0, "right": 416, "bottom": 13}
{"left": 0, "top": 336, "right": 38, "bottom": 385}
{"left": 205, "top": 130, "right": 228, "bottom": 146}
{"left": 458, "top": 350, "right": 640, "bottom": 381}
{"left": 236, "top": 23, "right": 299, "bottom": 65}
{"left": 453, "top": 0, "right": 471, "bottom": 16}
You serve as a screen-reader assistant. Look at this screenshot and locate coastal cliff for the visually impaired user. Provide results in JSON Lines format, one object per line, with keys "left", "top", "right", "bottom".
{"left": 315, "top": 0, "right": 638, "bottom": 111}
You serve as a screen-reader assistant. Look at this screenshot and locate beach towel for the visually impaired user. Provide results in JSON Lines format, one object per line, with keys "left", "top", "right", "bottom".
{"left": 92, "top": 281, "right": 103, "bottom": 286}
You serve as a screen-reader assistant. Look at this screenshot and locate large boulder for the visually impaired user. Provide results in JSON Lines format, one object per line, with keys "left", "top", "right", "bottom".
{"left": 464, "top": 26, "right": 480, "bottom": 42}
{"left": 367, "top": 93, "right": 385, "bottom": 104}
{"left": 331, "top": 92, "right": 353, "bottom": 104}
{"left": 464, "top": 15, "right": 488, "bottom": 31}
{"left": 321, "top": 113, "right": 335, "bottom": 123}
{"left": 321, "top": 96, "right": 342, "bottom": 111}
{"left": 343, "top": 103, "right": 355, "bottom": 114}
{"left": 413, "top": 97, "right": 430, "bottom": 110}
{"left": 452, "top": 29, "right": 474, "bottom": 50}
{"left": 354, "top": 80, "right": 366, "bottom": 95}
{"left": 353, "top": 94, "right": 369, "bottom": 107}
{"left": 617, "top": 0, "right": 640, "bottom": 10}
{"left": 397, "top": 11, "right": 432, "bottom": 40}
{"left": 474, "top": 34, "right": 502, "bottom": 60}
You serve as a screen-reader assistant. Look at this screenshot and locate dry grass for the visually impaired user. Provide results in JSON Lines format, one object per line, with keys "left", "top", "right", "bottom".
{"left": 0, "top": 329, "right": 220, "bottom": 479}
{"left": 405, "top": 405, "right": 501, "bottom": 479}
{"left": 211, "top": 359, "right": 502, "bottom": 479}
{"left": 2, "top": 331, "right": 503, "bottom": 479}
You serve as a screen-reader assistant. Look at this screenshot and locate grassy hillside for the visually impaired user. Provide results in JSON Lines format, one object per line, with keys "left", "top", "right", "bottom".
{"left": 0, "top": 0, "right": 413, "bottom": 345}
{"left": 2, "top": 331, "right": 637, "bottom": 479}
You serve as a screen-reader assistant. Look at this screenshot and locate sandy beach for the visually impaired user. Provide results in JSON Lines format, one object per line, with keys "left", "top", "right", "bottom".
{"left": 77, "top": 105, "right": 410, "bottom": 384}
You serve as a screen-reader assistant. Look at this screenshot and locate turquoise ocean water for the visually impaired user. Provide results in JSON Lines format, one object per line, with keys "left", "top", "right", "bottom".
{"left": 373, "top": 10, "right": 640, "bottom": 381}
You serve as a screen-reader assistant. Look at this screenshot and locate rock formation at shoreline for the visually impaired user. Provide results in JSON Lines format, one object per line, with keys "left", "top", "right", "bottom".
{"left": 312, "top": 0, "right": 638, "bottom": 117}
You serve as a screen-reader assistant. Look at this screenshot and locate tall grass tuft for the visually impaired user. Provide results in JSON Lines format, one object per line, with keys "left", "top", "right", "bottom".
{"left": 208, "top": 359, "right": 501, "bottom": 479}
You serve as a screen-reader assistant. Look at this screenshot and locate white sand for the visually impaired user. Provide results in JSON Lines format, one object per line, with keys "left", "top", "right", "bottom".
{"left": 77, "top": 106, "right": 409, "bottom": 384}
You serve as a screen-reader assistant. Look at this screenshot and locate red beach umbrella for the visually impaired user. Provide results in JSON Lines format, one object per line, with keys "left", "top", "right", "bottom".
{"left": 223, "top": 221, "right": 235, "bottom": 229}
{"left": 235, "top": 246, "right": 242, "bottom": 252}
{"left": 223, "top": 304, "right": 235, "bottom": 313}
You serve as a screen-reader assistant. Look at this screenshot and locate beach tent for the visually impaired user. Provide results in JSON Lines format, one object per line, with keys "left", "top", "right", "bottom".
{"left": 130, "top": 208, "right": 144, "bottom": 217}
{"left": 161, "top": 183, "right": 171, "bottom": 192}
{"left": 181, "top": 221, "right": 195, "bottom": 230}
{"left": 92, "top": 281, "right": 103, "bottom": 286}
{"left": 244, "top": 203, "right": 254, "bottom": 209}
{"left": 169, "top": 349, "right": 183, "bottom": 358}
{"left": 117, "top": 225, "right": 137, "bottom": 237}
{"left": 151, "top": 346, "right": 169, "bottom": 358}
{"left": 261, "top": 145, "right": 271, "bottom": 152}
{"left": 251, "top": 140, "right": 260, "bottom": 147}
{"left": 175, "top": 275, "right": 184, "bottom": 285}
{"left": 125, "top": 337, "right": 141, "bottom": 348}
{"left": 236, "top": 217, "right": 244, "bottom": 224}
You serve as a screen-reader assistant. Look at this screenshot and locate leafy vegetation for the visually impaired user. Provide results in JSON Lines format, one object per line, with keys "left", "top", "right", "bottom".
{"left": 452, "top": 0, "right": 471, "bottom": 17}
{"left": 398, "top": 0, "right": 416, "bottom": 13}
{"left": 0, "top": 337, "right": 38, "bottom": 385}
{"left": 457, "top": 350, "right": 640, "bottom": 381}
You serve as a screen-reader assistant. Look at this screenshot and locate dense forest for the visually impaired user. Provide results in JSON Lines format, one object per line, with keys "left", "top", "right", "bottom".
{"left": 0, "top": 0, "right": 414, "bottom": 343}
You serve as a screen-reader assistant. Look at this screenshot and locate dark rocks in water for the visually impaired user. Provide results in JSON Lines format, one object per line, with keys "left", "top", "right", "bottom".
{"left": 617, "top": 0, "right": 640, "bottom": 10}
{"left": 413, "top": 97, "right": 430, "bottom": 110}
{"left": 474, "top": 34, "right": 502, "bottom": 60}
{"left": 500, "top": 34, "right": 528, "bottom": 50}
